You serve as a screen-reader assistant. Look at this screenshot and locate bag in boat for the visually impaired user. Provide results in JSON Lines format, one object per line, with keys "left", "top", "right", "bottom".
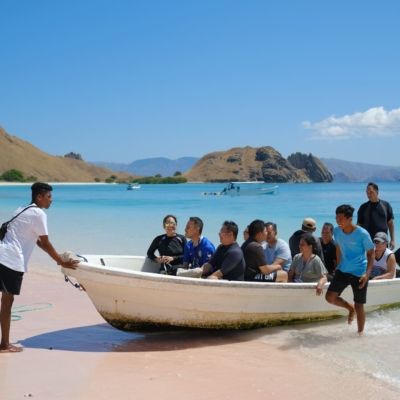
{"left": 0, "top": 205, "right": 38, "bottom": 242}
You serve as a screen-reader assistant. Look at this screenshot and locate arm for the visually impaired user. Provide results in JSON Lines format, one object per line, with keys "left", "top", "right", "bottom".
{"left": 388, "top": 219, "right": 395, "bottom": 250}
{"left": 359, "top": 248, "right": 375, "bottom": 288}
{"left": 316, "top": 274, "right": 328, "bottom": 296}
{"left": 372, "top": 254, "right": 396, "bottom": 280}
{"left": 37, "top": 236, "right": 78, "bottom": 270}
{"left": 259, "top": 263, "right": 282, "bottom": 274}
{"left": 288, "top": 268, "right": 295, "bottom": 282}
{"left": 147, "top": 236, "right": 162, "bottom": 263}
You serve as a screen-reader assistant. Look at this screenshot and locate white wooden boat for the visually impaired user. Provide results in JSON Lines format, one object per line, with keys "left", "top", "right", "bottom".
{"left": 127, "top": 183, "right": 140, "bottom": 190}
{"left": 61, "top": 255, "right": 400, "bottom": 331}
{"left": 202, "top": 182, "right": 278, "bottom": 196}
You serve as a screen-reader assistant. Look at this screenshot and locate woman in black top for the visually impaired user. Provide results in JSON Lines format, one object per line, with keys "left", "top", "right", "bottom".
{"left": 147, "top": 215, "right": 187, "bottom": 273}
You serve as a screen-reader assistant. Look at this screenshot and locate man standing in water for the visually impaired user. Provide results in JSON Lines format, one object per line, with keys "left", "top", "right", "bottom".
{"left": 325, "top": 204, "right": 374, "bottom": 334}
{"left": 0, "top": 183, "right": 79, "bottom": 353}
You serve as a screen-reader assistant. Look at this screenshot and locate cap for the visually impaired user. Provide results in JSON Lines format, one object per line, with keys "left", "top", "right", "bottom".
{"left": 374, "top": 232, "right": 389, "bottom": 243}
{"left": 302, "top": 218, "right": 316, "bottom": 229}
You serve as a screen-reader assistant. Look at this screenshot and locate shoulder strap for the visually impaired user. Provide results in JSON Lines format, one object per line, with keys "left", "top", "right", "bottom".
{"left": 8, "top": 205, "right": 38, "bottom": 225}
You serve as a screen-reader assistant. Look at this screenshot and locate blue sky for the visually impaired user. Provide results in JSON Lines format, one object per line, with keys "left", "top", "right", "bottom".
{"left": 1, "top": 1, "right": 400, "bottom": 164}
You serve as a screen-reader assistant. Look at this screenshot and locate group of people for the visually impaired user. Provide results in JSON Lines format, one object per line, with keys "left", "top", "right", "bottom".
{"left": 0, "top": 181, "right": 397, "bottom": 353}
{"left": 147, "top": 182, "right": 398, "bottom": 334}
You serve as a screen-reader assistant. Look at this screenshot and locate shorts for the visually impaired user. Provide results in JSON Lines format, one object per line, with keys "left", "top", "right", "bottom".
{"left": 327, "top": 269, "right": 368, "bottom": 304}
{"left": 253, "top": 271, "right": 277, "bottom": 282}
{"left": 0, "top": 263, "right": 24, "bottom": 295}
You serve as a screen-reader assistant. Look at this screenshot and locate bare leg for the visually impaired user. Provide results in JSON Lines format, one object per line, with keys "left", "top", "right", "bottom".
{"left": 354, "top": 303, "right": 365, "bottom": 334}
{"left": 325, "top": 291, "right": 356, "bottom": 324}
{"left": 0, "top": 292, "right": 22, "bottom": 353}
{"left": 276, "top": 271, "right": 288, "bottom": 282}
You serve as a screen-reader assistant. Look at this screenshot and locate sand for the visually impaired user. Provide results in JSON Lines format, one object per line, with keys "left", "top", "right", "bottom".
{"left": 1, "top": 271, "right": 398, "bottom": 400}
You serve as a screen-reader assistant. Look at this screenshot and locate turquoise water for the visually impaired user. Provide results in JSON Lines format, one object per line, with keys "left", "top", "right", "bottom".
{"left": 1, "top": 182, "right": 400, "bottom": 269}
{"left": 2, "top": 182, "right": 400, "bottom": 393}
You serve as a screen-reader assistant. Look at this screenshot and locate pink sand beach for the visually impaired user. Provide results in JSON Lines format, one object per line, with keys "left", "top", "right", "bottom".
{"left": 1, "top": 271, "right": 398, "bottom": 400}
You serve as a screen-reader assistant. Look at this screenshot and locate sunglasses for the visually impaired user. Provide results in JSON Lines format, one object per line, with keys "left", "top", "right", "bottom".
{"left": 164, "top": 222, "right": 176, "bottom": 226}
{"left": 373, "top": 240, "right": 385, "bottom": 244}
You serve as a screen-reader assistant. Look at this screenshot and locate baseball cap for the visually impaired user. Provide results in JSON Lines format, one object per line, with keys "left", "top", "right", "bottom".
{"left": 374, "top": 232, "right": 389, "bottom": 243}
{"left": 302, "top": 218, "right": 316, "bottom": 229}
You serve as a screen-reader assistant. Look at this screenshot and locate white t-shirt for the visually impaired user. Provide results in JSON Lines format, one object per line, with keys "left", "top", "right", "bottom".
{"left": 0, "top": 205, "right": 48, "bottom": 272}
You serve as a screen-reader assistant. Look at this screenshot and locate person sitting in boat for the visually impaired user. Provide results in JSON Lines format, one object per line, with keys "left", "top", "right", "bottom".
{"left": 177, "top": 221, "right": 245, "bottom": 281}
{"left": 262, "top": 222, "right": 292, "bottom": 273}
{"left": 289, "top": 218, "right": 325, "bottom": 264}
{"left": 288, "top": 234, "right": 328, "bottom": 295}
{"left": 242, "top": 220, "right": 288, "bottom": 282}
{"left": 319, "top": 222, "right": 337, "bottom": 280}
{"left": 147, "top": 215, "right": 187, "bottom": 275}
{"left": 369, "top": 232, "right": 396, "bottom": 280}
{"left": 181, "top": 217, "right": 215, "bottom": 270}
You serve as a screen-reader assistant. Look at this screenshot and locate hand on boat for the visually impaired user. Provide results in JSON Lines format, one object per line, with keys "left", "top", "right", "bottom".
{"left": 60, "top": 259, "right": 80, "bottom": 270}
{"left": 316, "top": 285, "right": 323, "bottom": 296}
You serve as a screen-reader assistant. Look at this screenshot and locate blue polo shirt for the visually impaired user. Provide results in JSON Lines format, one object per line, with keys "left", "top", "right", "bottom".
{"left": 334, "top": 226, "right": 374, "bottom": 277}
{"left": 183, "top": 236, "right": 215, "bottom": 268}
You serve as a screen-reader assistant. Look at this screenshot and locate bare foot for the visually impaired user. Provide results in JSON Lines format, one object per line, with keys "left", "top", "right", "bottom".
{"left": 348, "top": 309, "right": 356, "bottom": 325}
{"left": 0, "top": 344, "right": 23, "bottom": 353}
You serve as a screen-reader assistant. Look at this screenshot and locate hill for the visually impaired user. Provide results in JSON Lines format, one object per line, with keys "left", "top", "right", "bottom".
{"left": 320, "top": 158, "right": 400, "bottom": 182}
{"left": 90, "top": 157, "right": 199, "bottom": 177}
{"left": 0, "top": 126, "right": 137, "bottom": 182}
{"left": 184, "top": 146, "right": 332, "bottom": 183}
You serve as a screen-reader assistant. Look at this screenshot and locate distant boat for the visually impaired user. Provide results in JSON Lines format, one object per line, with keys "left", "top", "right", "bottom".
{"left": 202, "top": 182, "right": 278, "bottom": 196}
{"left": 127, "top": 183, "right": 140, "bottom": 190}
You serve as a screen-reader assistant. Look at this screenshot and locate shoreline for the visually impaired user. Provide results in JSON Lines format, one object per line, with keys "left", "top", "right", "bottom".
{"left": 1, "top": 270, "right": 398, "bottom": 399}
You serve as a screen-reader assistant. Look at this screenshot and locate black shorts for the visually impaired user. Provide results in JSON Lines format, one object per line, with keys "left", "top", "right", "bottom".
{"left": 0, "top": 263, "right": 24, "bottom": 295}
{"left": 327, "top": 269, "right": 368, "bottom": 304}
{"left": 252, "top": 271, "right": 278, "bottom": 282}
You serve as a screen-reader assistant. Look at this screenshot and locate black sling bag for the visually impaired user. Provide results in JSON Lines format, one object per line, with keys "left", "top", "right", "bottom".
{"left": 0, "top": 205, "right": 38, "bottom": 241}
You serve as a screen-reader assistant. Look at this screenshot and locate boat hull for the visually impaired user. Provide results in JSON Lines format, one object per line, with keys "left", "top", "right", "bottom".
{"left": 62, "top": 255, "right": 400, "bottom": 331}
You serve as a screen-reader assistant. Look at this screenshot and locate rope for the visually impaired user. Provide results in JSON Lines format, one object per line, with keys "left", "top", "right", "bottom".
{"left": 64, "top": 274, "right": 83, "bottom": 290}
{"left": 11, "top": 302, "right": 53, "bottom": 321}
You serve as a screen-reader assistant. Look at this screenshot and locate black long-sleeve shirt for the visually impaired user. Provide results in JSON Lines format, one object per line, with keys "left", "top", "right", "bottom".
{"left": 147, "top": 234, "right": 187, "bottom": 265}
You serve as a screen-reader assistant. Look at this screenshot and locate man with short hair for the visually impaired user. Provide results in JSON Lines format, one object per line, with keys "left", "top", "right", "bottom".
{"left": 0, "top": 183, "right": 79, "bottom": 353}
{"left": 242, "top": 220, "right": 288, "bottom": 282}
{"left": 182, "top": 217, "right": 215, "bottom": 269}
{"left": 326, "top": 204, "right": 374, "bottom": 334}
{"left": 263, "top": 222, "right": 292, "bottom": 273}
{"left": 320, "top": 222, "right": 337, "bottom": 276}
{"left": 289, "top": 218, "right": 325, "bottom": 263}
{"left": 178, "top": 221, "right": 245, "bottom": 281}
{"left": 357, "top": 182, "right": 395, "bottom": 250}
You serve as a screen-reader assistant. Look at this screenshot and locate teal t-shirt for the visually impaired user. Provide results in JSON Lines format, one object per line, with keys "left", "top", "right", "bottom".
{"left": 334, "top": 226, "right": 374, "bottom": 277}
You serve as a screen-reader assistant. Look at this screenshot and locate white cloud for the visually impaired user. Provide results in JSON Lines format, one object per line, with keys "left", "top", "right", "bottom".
{"left": 302, "top": 106, "right": 400, "bottom": 140}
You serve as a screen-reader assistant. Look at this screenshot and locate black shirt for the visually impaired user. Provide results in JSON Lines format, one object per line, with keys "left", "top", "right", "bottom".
{"left": 319, "top": 238, "right": 336, "bottom": 274}
{"left": 208, "top": 242, "right": 245, "bottom": 281}
{"left": 241, "top": 238, "right": 267, "bottom": 281}
{"left": 357, "top": 200, "right": 394, "bottom": 239}
{"left": 147, "top": 234, "right": 187, "bottom": 265}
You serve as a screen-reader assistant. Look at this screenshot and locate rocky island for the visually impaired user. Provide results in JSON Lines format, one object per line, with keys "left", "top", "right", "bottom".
{"left": 184, "top": 146, "right": 332, "bottom": 183}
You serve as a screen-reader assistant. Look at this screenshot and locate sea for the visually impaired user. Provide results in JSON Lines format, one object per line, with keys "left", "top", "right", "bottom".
{"left": 1, "top": 181, "right": 400, "bottom": 394}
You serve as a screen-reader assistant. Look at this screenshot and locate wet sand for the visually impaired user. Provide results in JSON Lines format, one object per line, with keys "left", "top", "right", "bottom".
{"left": 1, "top": 272, "right": 398, "bottom": 400}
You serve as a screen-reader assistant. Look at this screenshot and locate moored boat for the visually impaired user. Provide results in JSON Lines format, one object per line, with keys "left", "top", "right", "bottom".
{"left": 127, "top": 183, "right": 140, "bottom": 190}
{"left": 62, "top": 255, "right": 400, "bottom": 331}
{"left": 202, "top": 182, "right": 278, "bottom": 196}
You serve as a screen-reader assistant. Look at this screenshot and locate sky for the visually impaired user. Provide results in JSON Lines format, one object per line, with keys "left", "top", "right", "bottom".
{"left": 1, "top": 0, "right": 400, "bottom": 165}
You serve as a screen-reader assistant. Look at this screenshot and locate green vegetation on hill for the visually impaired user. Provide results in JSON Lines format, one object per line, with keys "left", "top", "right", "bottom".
{"left": 0, "top": 169, "right": 37, "bottom": 182}
{"left": 136, "top": 176, "right": 187, "bottom": 184}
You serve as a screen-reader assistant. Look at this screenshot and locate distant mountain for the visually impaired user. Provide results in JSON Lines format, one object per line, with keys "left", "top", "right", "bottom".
{"left": 320, "top": 158, "right": 400, "bottom": 182}
{"left": 89, "top": 157, "right": 199, "bottom": 177}
{"left": 0, "top": 126, "right": 134, "bottom": 182}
